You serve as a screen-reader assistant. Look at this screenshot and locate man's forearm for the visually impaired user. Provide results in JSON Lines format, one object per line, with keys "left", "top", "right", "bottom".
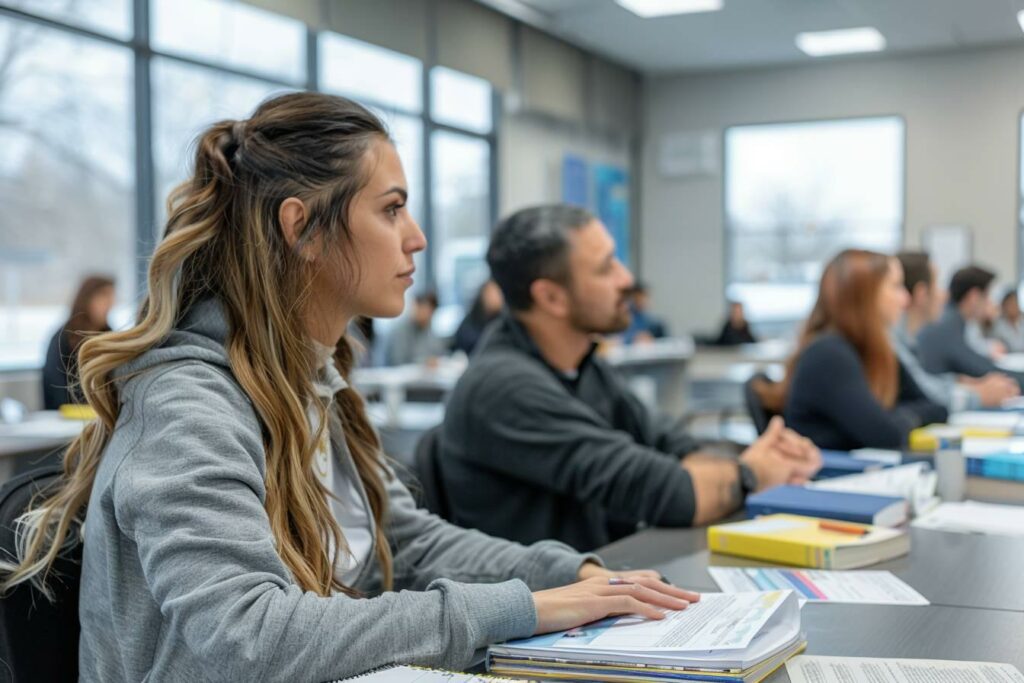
{"left": 682, "top": 453, "right": 743, "bottom": 526}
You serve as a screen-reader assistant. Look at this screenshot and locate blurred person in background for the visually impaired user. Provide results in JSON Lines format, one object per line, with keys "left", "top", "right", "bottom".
{"left": 41, "top": 275, "right": 116, "bottom": 409}
{"left": 714, "top": 300, "right": 757, "bottom": 346}
{"left": 385, "top": 291, "right": 446, "bottom": 366}
{"left": 994, "top": 289, "right": 1024, "bottom": 354}
{"left": 452, "top": 279, "right": 504, "bottom": 356}
{"left": 622, "top": 282, "right": 668, "bottom": 345}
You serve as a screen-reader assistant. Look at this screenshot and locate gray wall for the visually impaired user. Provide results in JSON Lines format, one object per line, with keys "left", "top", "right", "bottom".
{"left": 641, "top": 44, "right": 1024, "bottom": 336}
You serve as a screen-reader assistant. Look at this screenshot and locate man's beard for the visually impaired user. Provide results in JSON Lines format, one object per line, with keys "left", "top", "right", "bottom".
{"left": 568, "top": 294, "right": 632, "bottom": 335}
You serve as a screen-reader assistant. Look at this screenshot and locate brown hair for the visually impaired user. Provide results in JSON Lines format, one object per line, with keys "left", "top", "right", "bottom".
{"left": 64, "top": 276, "right": 115, "bottom": 352}
{"left": 2, "top": 92, "right": 395, "bottom": 599}
{"left": 760, "top": 249, "right": 899, "bottom": 411}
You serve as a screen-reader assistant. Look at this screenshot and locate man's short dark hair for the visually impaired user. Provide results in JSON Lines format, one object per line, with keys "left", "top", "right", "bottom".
{"left": 487, "top": 204, "right": 595, "bottom": 312}
{"left": 949, "top": 266, "right": 995, "bottom": 304}
{"left": 896, "top": 251, "right": 932, "bottom": 295}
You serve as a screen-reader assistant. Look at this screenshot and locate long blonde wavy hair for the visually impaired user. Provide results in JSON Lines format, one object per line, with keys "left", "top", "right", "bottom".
{"left": 1, "top": 92, "right": 395, "bottom": 598}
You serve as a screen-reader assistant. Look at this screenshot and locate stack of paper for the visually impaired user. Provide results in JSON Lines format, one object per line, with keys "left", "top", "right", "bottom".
{"left": 488, "top": 591, "right": 806, "bottom": 682}
{"left": 807, "top": 462, "right": 938, "bottom": 516}
{"left": 912, "top": 501, "right": 1024, "bottom": 537}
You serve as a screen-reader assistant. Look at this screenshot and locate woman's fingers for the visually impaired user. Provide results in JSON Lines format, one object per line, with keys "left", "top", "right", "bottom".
{"left": 598, "top": 581, "right": 692, "bottom": 611}
{"left": 595, "top": 576, "right": 701, "bottom": 603}
{"left": 607, "top": 595, "right": 666, "bottom": 621}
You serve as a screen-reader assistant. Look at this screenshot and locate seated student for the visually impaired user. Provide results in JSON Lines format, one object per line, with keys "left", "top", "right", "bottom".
{"left": 917, "top": 266, "right": 1023, "bottom": 387}
{"left": 452, "top": 279, "right": 504, "bottom": 356}
{"left": 894, "top": 252, "right": 1018, "bottom": 411}
{"left": 994, "top": 289, "right": 1024, "bottom": 353}
{"left": 622, "top": 282, "right": 668, "bottom": 344}
{"left": 715, "top": 300, "right": 757, "bottom": 346}
{"left": 385, "top": 291, "right": 447, "bottom": 365}
{"left": 765, "top": 249, "right": 947, "bottom": 451}
{"left": 41, "top": 275, "right": 115, "bottom": 409}
{"left": 440, "top": 204, "right": 821, "bottom": 552}
{"left": 0, "top": 94, "right": 695, "bottom": 682}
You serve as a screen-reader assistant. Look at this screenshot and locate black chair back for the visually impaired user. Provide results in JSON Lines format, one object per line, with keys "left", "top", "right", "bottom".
{"left": 0, "top": 464, "right": 80, "bottom": 682}
{"left": 743, "top": 372, "right": 778, "bottom": 435}
{"left": 413, "top": 426, "right": 451, "bottom": 521}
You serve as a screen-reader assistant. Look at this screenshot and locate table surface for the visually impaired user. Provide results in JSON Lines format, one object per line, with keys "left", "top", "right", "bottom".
{"left": 596, "top": 524, "right": 1024, "bottom": 680}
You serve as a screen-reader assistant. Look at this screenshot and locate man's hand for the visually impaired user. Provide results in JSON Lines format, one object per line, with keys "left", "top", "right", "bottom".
{"left": 967, "top": 372, "right": 1020, "bottom": 407}
{"left": 740, "top": 416, "right": 821, "bottom": 490}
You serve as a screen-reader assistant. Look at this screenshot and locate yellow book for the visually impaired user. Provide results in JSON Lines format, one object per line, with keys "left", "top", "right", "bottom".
{"left": 707, "top": 514, "right": 909, "bottom": 569}
{"left": 58, "top": 404, "right": 97, "bottom": 421}
{"left": 909, "top": 424, "right": 1011, "bottom": 452}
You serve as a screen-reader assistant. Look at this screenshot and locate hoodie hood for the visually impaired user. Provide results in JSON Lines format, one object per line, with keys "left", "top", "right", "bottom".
{"left": 112, "top": 297, "right": 347, "bottom": 397}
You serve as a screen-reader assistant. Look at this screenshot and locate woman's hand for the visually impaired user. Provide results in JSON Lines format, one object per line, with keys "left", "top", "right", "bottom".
{"left": 532, "top": 575, "right": 700, "bottom": 635}
{"left": 577, "top": 563, "right": 662, "bottom": 583}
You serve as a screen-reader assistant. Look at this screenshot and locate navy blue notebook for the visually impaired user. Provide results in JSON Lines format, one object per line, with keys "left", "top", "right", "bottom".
{"left": 746, "top": 485, "right": 909, "bottom": 527}
{"left": 816, "top": 451, "right": 885, "bottom": 479}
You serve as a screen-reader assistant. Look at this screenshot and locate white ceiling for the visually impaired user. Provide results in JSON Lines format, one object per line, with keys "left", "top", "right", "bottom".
{"left": 481, "top": 0, "right": 1024, "bottom": 73}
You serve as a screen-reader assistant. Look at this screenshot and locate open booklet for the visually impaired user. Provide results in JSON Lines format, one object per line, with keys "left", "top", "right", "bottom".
{"left": 488, "top": 590, "right": 805, "bottom": 682}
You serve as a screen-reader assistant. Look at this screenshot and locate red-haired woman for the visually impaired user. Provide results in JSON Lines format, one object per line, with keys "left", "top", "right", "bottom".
{"left": 764, "top": 250, "right": 946, "bottom": 450}
{"left": 41, "top": 275, "right": 115, "bottom": 409}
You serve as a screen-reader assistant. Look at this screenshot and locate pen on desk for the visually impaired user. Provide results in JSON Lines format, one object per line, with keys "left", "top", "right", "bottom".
{"left": 818, "top": 519, "right": 868, "bottom": 536}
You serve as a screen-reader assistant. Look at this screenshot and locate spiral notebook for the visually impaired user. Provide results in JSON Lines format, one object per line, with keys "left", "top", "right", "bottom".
{"left": 330, "top": 664, "right": 526, "bottom": 682}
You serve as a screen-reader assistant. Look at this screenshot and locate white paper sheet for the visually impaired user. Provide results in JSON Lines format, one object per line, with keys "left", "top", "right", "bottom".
{"left": 912, "top": 501, "right": 1024, "bottom": 537}
{"left": 786, "top": 655, "right": 1024, "bottom": 683}
{"left": 563, "top": 590, "right": 791, "bottom": 652}
{"left": 708, "top": 568, "right": 929, "bottom": 606}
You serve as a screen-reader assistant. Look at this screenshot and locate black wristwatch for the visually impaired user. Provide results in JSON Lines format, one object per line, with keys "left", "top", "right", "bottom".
{"left": 737, "top": 461, "right": 758, "bottom": 497}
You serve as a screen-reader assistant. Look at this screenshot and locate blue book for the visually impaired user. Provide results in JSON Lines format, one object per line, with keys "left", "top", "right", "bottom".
{"left": 816, "top": 451, "right": 886, "bottom": 479}
{"left": 746, "top": 485, "right": 909, "bottom": 528}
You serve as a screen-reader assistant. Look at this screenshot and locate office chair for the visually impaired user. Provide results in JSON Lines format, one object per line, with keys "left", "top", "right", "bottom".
{"left": 413, "top": 426, "right": 451, "bottom": 521}
{"left": 0, "top": 463, "right": 80, "bottom": 682}
{"left": 743, "top": 372, "right": 778, "bottom": 435}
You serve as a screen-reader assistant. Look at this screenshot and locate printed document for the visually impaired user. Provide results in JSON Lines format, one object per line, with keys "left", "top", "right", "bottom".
{"left": 787, "top": 656, "right": 1024, "bottom": 682}
{"left": 708, "top": 568, "right": 928, "bottom": 605}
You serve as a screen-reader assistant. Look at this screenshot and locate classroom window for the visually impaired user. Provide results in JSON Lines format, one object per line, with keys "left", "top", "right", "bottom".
{"left": 151, "top": 0, "right": 306, "bottom": 83}
{"left": 1, "top": 1, "right": 500, "bottom": 372}
{"left": 725, "top": 116, "right": 905, "bottom": 323}
{"left": 0, "top": 17, "right": 135, "bottom": 370}
{"left": 431, "top": 131, "right": 492, "bottom": 310}
{"left": 151, "top": 57, "right": 290, "bottom": 225}
{"left": 5, "top": 0, "right": 132, "bottom": 38}
{"left": 430, "top": 67, "right": 493, "bottom": 135}
{"left": 318, "top": 32, "right": 423, "bottom": 114}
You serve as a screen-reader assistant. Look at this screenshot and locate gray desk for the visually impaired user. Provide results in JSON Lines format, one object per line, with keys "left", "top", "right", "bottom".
{"left": 763, "top": 605, "right": 1024, "bottom": 681}
{"left": 599, "top": 525, "right": 1024, "bottom": 612}
{"left": 597, "top": 526, "right": 1024, "bottom": 680}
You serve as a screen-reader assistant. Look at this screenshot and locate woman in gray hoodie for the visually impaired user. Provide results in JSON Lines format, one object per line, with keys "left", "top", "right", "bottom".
{"left": 0, "top": 92, "right": 695, "bottom": 682}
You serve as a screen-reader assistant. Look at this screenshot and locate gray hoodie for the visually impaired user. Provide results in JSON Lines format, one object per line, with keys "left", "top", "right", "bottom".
{"left": 78, "top": 298, "right": 595, "bottom": 682}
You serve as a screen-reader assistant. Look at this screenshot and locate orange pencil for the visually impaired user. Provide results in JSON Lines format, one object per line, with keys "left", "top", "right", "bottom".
{"left": 818, "top": 519, "right": 868, "bottom": 536}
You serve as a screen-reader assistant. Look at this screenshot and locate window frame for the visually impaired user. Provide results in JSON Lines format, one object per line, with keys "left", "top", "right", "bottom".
{"left": 0, "top": 0, "right": 500, "bottom": 370}
{"left": 721, "top": 113, "right": 908, "bottom": 325}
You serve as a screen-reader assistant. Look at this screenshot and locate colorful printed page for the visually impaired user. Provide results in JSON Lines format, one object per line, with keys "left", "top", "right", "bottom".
{"left": 708, "top": 567, "right": 929, "bottom": 606}
{"left": 787, "top": 656, "right": 1024, "bottom": 683}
